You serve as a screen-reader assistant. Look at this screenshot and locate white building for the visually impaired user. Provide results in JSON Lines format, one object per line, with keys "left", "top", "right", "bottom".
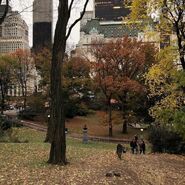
{"left": 76, "top": 19, "right": 140, "bottom": 61}
{"left": 0, "top": 6, "right": 29, "bottom": 54}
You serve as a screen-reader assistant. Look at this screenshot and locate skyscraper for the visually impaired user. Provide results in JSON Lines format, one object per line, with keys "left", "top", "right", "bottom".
{"left": 33, "top": 0, "right": 53, "bottom": 50}
{"left": 95, "top": 0, "right": 131, "bottom": 21}
{"left": 0, "top": 5, "right": 29, "bottom": 54}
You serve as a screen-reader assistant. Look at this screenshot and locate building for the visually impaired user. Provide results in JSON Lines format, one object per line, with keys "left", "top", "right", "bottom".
{"left": 95, "top": 0, "right": 131, "bottom": 21}
{"left": 0, "top": 6, "right": 29, "bottom": 54}
{"left": 33, "top": 0, "right": 53, "bottom": 50}
{"left": 77, "top": 19, "right": 140, "bottom": 60}
{"left": 80, "top": 11, "right": 95, "bottom": 28}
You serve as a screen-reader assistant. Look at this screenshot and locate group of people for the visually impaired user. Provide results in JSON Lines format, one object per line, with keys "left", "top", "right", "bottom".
{"left": 130, "top": 135, "right": 146, "bottom": 154}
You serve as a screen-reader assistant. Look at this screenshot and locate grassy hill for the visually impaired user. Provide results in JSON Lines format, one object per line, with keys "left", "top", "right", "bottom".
{"left": 0, "top": 128, "right": 185, "bottom": 185}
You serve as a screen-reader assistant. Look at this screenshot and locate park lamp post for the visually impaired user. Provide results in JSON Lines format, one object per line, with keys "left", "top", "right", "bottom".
{"left": 140, "top": 128, "right": 144, "bottom": 139}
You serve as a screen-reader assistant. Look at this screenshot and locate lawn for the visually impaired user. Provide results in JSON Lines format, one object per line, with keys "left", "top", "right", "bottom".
{"left": 0, "top": 128, "right": 185, "bottom": 185}
{"left": 66, "top": 111, "right": 148, "bottom": 139}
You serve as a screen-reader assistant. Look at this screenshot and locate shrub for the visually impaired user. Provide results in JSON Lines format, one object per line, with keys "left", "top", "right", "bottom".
{"left": 18, "top": 108, "right": 39, "bottom": 120}
{"left": 148, "top": 125, "right": 185, "bottom": 154}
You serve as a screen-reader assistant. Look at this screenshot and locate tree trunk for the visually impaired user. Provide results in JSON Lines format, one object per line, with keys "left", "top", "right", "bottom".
{"left": 48, "top": 0, "right": 89, "bottom": 165}
{"left": 107, "top": 99, "right": 112, "bottom": 137}
{"left": 23, "top": 81, "right": 27, "bottom": 110}
{"left": 122, "top": 119, "right": 127, "bottom": 134}
{"left": 175, "top": 23, "right": 185, "bottom": 70}
{"left": 48, "top": 1, "right": 68, "bottom": 165}
{"left": 120, "top": 92, "right": 127, "bottom": 134}
{"left": 0, "top": 83, "right": 5, "bottom": 114}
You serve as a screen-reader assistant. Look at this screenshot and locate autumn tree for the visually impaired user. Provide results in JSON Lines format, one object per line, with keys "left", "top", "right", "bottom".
{"left": 146, "top": 46, "right": 185, "bottom": 137}
{"left": 91, "top": 42, "right": 119, "bottom": 136}
{"left": 63, "top": 56, "right": 92, "bottom": 117}
{"left": 130, "top": 0, "right": 185, "bottom": 70}
{"left": 0, "top": 54, "right": 13, "bottom": 113}
{"left": 11, "top": 49, "right": 34, "bottom": 109}
{"left": 48, "top": 0, "right": 89, "bottom": 165}
{"left": 34, "top": 47, "right": 51, "bottom": 94}
{"left": 92, "top": 37, "right": 156, "bottom": 134}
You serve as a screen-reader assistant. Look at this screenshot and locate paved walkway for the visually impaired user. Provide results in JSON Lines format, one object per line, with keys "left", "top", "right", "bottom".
{"left": 20, "top": 120, "right": 131, "bottom": 143}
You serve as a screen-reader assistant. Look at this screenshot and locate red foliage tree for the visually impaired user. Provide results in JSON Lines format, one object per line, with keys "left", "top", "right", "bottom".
{"left": 92, "top": 37, "right": 157, "bottom": 134}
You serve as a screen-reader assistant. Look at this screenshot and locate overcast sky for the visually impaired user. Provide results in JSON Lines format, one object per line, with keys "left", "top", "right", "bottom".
{"left": 9, "top": 0, "right": 93, "bottom": 47}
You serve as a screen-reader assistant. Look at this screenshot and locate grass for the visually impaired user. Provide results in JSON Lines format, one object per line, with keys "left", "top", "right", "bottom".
{"left": 66, "top": 111, "right": 149, "bottom": 139}
{"left": 0, "top": 128, "right": 185, "bottom": 185}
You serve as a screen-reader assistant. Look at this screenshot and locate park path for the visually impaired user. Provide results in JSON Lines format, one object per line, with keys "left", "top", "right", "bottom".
{"left": 20, "top": 120, "right": 131, "bottom": 143}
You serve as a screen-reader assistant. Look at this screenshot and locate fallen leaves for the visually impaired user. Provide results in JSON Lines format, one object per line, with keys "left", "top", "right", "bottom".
{"left": 0, "top": 128, "right": 185, "bottom": 184}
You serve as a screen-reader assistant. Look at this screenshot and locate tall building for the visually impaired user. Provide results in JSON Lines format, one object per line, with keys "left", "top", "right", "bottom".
{"left": 0, "top": 6, "right": 29, "bottom": 54}
{"left": 33, "top": 0, "right": 53, "bottom": 50}
{"left": 95, "top": 0, "right": 132, "bottom": 21}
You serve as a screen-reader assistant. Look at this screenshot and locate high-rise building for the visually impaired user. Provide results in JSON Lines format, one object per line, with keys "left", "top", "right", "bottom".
{"left": 95, "top": 0, "right": 132, "bottom": 21}
{"left": 0, "top": 6, "right": 29, "bottom": 54}
{"left": 33, "top": 0, "right": 53, "bottom": 50}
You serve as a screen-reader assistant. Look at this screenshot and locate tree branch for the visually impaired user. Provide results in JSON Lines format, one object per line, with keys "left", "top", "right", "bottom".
{"left": 65, "top": 0, "right": 89, "bottom": 40}
{"left": 68, "top": 0, "right": 75, "bottom": 17}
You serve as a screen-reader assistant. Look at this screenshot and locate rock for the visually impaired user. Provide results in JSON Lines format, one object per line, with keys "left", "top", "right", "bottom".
{"left": 106, "top": 171, "right": 114, "bottom": 177}
{"left": 106, "top": 170, "right": 121, "bottom": 177}
{"left": 114, "top": 171, "right": 121, "bottom": 177}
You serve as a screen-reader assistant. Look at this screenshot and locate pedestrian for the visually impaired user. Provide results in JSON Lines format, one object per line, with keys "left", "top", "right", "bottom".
{"left": 139, "top": 139, "right": 146, "bottom": 154}
{"left": 82, "top": 124, "right": 88, "bottom": 144}
{"left": 130, "top": 139, "right": 138, "bottom": 154}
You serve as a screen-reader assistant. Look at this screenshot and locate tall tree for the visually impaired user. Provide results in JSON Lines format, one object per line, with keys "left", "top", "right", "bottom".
{"left": 34, "top": 47, "right": 51, "bottom": 94}
{"left": 92, "top": 38, "right": 156, "bottom": 134}
{"left": 91, "top": 42, "right": 118, "bottom": 137}
{"left": 146, "top": 46, "right": 185, "bottom": 137}
{"left": 11, "top": 49, "right": 33, "bottom": 109}
{"left": 0, "top": 54, "right": 13, "bottom": 114}
{"left": 63, "top": 56, "right": 92, "bottom": 105}
{"left": 130, "top": 0, "right": 185, "bottom": 70}
{"left": 48, "top": 0, "right": 89, "bottom": 165}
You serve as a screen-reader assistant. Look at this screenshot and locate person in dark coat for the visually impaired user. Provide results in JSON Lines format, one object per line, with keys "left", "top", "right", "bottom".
{"left": 130, "top": 138, "right": 138, "bottom": 154}
{"left": 116, "top": 143, "right": 126, "bottom": 159}
{"left": 139, "top": 139, "right": 146, "bottom": 154}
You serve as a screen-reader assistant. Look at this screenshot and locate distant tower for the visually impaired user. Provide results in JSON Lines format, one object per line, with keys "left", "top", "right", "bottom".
{"left": 94, "top": 0, "right": 131, "bottom": 21}
{"left": 33, "top": 0, "right": 53, "bottom": 50}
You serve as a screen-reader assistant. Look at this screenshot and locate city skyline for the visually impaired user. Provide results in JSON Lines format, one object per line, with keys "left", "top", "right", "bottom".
{"left": 10, "top": 0, "right": 94, "bottom": 47}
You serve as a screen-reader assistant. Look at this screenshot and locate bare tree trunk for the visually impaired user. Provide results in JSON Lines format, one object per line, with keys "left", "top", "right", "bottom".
{"left": 175, "top": 22, "right": 185, "bottom": 70}
{"left": 48, "top": 0, "right": 89, "bottom": 165}
{"left": 107, "top": 99, "right": 113, "bottom": 137}
{"left": 120, "top": 92, "right": 128, "bottom": 134}
{"left": 48, "top": 1, "right": 68, "bottom": 165}
{"left": 0, "top": 83, "right": 5, "bottom": 114}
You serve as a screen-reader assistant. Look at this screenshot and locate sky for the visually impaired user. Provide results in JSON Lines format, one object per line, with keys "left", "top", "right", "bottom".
{"left": 9, "top": 0, "right": 93, "bottom": 47}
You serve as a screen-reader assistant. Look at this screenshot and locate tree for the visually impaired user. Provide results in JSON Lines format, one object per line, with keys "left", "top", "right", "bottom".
{"left": 11, "top": 49, "right": 34, "bottom": 109}
{"left": 146, "top": 46, "right": 185, "bottom": 137}
{"left": 92, "top": 37, "right": 157, "bottom": 134}
{"left": 0, "top": 0, "right": 9, "bottom": 25}
{"left": 34, "top": 47, "right": 51, "bottom": 94}
{"left": 63, "top": 56, "right": 92, "bottom": 116}
{"left": 130, "top": 0, "right": 185, "bottom": 70}
{"left": 0, "top": 54, "right": 13, "bottom": 113}
{"left": 91, "top": 42, "right": 118, "bottom": 137}
{"left": 48, "top": 0, "right": 89, "bottom": 165}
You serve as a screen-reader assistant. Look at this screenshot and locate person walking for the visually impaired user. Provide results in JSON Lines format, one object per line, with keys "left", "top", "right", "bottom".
{"left": 139, "top": 139, "right": 146, "bottom": 154}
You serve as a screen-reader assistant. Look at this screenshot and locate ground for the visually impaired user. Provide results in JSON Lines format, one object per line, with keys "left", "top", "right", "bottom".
{"left": 0, "top": 128, "right": 185, "bottom": 185}
{"left": 66, "top": 111, "right": 148, "bottom": 139}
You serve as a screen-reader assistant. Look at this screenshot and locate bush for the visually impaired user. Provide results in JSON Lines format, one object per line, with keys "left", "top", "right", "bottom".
{"left": 0, "top": 114, "right": 12, "bottom": 135}
{"left": 76, "top": 104, "right": 89, "bottom": 116}
{"left": 148, "top": 125, "right": 185, "bottom": 154}
{"left": 18, "top": 108, "right": 40, "bottom": 120}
